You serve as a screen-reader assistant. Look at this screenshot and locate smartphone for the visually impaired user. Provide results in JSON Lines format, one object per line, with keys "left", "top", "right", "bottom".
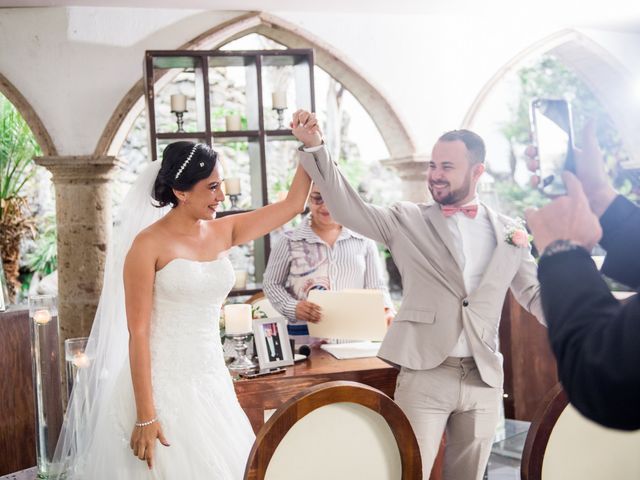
{"left": 529, "top": 98, "right": 576, "bottom": 196}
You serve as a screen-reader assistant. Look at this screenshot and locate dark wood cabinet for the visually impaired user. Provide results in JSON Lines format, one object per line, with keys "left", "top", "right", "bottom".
{"left": 0, "top": 308, "right": 35, "bottom": 476}
{"left": 500, "top": 291, "right": 559, "bottom": 421}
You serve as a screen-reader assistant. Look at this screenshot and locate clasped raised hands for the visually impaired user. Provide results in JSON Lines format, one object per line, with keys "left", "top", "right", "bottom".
{"left": 291, "top": 109, "right": 323, "bottom": 148}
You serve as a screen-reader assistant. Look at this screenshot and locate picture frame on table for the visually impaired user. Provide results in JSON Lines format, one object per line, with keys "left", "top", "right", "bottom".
{"left": 252, "top": 317, "right": 294, "bottom": 370}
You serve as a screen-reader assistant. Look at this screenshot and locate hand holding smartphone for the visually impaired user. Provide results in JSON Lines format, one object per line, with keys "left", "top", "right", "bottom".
{"left": 529, "top": 98, "right": 576, "bottom": 196}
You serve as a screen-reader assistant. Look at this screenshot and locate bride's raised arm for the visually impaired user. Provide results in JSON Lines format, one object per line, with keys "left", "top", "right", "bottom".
{"left": 219, "top": 110, "right": 320, "bottom": 247}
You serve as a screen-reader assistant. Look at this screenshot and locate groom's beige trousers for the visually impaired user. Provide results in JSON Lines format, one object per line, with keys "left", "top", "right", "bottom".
{"left": 394, "top": 357, "right": 502, "bottom": 480}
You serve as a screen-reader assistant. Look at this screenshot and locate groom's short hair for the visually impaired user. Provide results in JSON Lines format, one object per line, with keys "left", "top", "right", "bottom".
{"left": 438, "top": 129, "right": 486, "bottom": 165}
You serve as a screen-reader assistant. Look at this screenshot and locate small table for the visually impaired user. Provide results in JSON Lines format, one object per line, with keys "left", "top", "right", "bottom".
{"left": 233, "top": 345, "right": 398, "bottom": 432}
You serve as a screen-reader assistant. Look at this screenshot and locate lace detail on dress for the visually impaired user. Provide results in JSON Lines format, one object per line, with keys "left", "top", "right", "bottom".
{"left": 150, "top": 258, "right": 234, "bottom": 382}
{"left": 79, "top": 257, "right": 254, "bottom": 479}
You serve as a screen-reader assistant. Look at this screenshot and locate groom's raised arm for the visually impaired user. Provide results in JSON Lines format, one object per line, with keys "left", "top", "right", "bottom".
{"left": 298, "top": 145, "right": 399, "bottom": 246}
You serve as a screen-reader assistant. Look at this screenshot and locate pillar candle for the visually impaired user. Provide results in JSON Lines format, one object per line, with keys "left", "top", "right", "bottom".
{"left": 170, "top": 94, "right": 187, "bottom": 113}
{"left": 225, "top": 177, "right": 241, "bottom": 195}
{"left": 224, "top": 304, "right": 253, "bottom": 334}
{"left": 225, "top": 114, "right": 242, "bottom": 131}
{"left": 272, "top": 91, "right": 287, "bottom": 109}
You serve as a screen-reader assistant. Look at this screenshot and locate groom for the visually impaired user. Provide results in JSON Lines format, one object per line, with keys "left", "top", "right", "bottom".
{"left": 291, "top": 110, "right": 544, "bottom": 479}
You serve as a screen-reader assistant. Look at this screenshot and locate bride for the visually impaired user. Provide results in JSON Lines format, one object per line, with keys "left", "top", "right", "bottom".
{"left": 52, "top": 111, "right": 319, "bottom": 479}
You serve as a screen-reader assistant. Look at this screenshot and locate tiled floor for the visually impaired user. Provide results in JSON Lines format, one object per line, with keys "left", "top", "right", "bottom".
{"left": 487, "top": 453, "right": 521, "bottom": 480}
{"left": 486, "top": 418, "right": 530, "bottom": 480}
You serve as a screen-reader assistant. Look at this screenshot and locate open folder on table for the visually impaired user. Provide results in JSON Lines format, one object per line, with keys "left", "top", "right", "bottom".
{"left": 306, "top": 289, "right": 387, "bottom": 342}
{"left": 320, "top": 341, "right": 381, "bottom": 360}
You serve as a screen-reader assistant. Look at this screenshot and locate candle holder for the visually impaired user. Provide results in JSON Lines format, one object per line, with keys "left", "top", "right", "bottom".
{"left": 29, "top": 294, "right": 64, "bottom": 479}
{"left": 273, "top": 107, "right": 287, "bottom": 130}
{"left": 226, "top": 333, "right": 257, "bottom": 373}
{"left": 64, "top": 337, "right": 90, "bottom": 400}
{"left": 172, "top": 110, "right": 185, "bottom": 133}
{"left": 227, "top": 193, "right": 242, "bottom": 211}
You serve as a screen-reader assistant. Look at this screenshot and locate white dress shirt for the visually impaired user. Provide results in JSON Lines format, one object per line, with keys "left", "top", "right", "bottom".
{"left": 444, "top": 198, "right": 497, "bottom": 357}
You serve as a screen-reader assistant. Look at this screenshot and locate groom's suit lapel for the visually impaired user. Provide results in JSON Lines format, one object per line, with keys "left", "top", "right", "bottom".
{"left": 422, "top": 202, "right": 518, "bottom": 297}
{"left": 473, "top": 204, "right": 516, "bottom": 291}
{"left": 423, "top": 205, "right": 466, "bottom": 296}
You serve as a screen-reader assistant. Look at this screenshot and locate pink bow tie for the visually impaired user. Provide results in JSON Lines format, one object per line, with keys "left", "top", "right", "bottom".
{"left": 442, "top": 204, "right": 478, "bottom": 219}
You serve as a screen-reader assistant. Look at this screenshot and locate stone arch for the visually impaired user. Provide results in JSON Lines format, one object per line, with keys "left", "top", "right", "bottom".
{"left": 96, "top": 11, "right": 416, "bottom": 162}
{"left": 0, "top": 72, "right": 57, "bottom": 156}
{"left": 462, "top": 28, "right": 640, "bottom": 161}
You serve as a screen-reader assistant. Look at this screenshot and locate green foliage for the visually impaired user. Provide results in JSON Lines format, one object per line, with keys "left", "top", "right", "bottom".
{"left": 271, "top": 170, "right": 294, "bottom": 195}
{"left": 337, "top": 155, "right": 366, "bottom": 188}
{"left": 502, "top": 55, "right": 605, "bottom": 146}
{"left": 224, "top": 140, "right": 249, "bottom": 152}
{"left": 493, "top": 181, "right": 548, "bottom": 219}
{"left": 0, "top": 94, "right": 41, "bottom": 205}
{"left": 498, "top": 54, "right": 638, "bottom": 216}
{"left": 25, "top": 215, "right": 58, "bottom": 276}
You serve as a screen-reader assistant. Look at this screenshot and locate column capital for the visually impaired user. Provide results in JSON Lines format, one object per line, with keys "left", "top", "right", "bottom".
{"left": 34, "top": 155, "right": 121, "bottom": 184}
{"left": 380, "top": 154, "right": 430, "bottom": 180}
{"left": 381, "top": 154, "right": 431, "bottom": 203}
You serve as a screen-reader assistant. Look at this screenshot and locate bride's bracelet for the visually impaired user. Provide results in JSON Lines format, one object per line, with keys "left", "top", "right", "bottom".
{"left": 135, "top": 417, "right": 158, "bottom": 428}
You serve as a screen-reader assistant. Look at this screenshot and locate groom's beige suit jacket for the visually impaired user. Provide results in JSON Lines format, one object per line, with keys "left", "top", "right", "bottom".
{"left": 299, "top": 147, "right": 544, "bottom": 388}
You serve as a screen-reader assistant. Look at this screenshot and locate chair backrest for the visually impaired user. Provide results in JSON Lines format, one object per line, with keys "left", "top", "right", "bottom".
{"left": 245, "top": 291, "right": 281, "bottom": 318}
{"left": 244, "top": 381, "right": 422, "bottom": 480}
{"left": 522, "top": 383, "right": 640, "bottom": 480}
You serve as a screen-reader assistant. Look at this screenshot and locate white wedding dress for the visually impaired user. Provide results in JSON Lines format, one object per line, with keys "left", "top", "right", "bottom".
{"left": 80, "top": 257, "right": 255, "bottom": 479}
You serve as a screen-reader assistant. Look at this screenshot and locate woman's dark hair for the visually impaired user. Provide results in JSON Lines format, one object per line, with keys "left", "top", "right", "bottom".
{"left": 153, "top": 141, "right": 218, "bottom": 208}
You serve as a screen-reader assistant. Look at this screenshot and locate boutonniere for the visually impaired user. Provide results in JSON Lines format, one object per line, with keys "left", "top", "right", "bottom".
{"left": 504, "top": 221, "right": 530, "bottom": 248}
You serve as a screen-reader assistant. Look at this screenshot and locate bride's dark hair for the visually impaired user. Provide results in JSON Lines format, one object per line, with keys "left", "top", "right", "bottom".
{"left": 153, "top": 141, "right": 218, "bottom": 208}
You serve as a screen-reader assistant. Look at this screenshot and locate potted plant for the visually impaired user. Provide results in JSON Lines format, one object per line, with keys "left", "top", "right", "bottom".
{"left": 0, "top": 95, "right": 41, "bottom": 302}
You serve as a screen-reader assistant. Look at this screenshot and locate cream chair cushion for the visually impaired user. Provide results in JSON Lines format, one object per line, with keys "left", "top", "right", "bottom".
{"left": 542, "top": 403, "right": 640, "bottom": 479}
{"left": 265, "top": 402, "right": 402, "bottom": 480}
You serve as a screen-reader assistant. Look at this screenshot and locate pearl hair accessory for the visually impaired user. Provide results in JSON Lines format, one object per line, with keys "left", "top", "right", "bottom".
{"left": 175, "top": 144, "right": 199, "bottom": 179}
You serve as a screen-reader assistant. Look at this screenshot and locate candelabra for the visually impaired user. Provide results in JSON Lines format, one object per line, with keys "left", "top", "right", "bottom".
{"left": 172, "top": 111, "right": 185, "bottom": 133}
{"left": 274, "top": 107, "right": 287, "bottom": 130}
{"left": 226, "top": 333, "right": 257, "bottom": 373}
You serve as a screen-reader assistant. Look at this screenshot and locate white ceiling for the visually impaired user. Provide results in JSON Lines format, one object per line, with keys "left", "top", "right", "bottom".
{"left": 1, "top": 0, "right": 640, "bottom": 32}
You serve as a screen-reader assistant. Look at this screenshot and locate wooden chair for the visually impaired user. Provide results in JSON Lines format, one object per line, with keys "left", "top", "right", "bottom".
{"left": 244, "top": 380, "right": 422, "bottom": 480}
{"left": 521, "top": 382, "right": 640, "bottom": 480}
{"left": 245, "top": 291, "right": 280, "bottom": 318}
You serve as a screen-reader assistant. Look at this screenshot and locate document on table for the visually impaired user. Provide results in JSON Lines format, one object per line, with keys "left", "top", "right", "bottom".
{"left": 321, "top": 341, "right": 381, "bottom": 359}
{"left": 306, "top": 289, "right": 387, "bottom": 341}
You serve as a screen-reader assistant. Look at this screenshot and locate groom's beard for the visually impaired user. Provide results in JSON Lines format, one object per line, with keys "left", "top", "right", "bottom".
{"left": 429, "top": 170, "right": 472, "bottom": 206}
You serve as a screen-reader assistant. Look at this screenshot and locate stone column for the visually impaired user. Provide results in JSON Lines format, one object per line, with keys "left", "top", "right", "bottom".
{"left": 34, "top": 156, "right": 120, "bottom": 344}
{"left": 381, "top": 154, "right": 431, "bottom": 203}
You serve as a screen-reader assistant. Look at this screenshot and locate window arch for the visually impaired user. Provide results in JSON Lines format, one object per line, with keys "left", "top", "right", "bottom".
{"left": 0, "top": 72, "right": 56, "bottom": 157}
{"left": 97, "top": 12, "right": 415, "bottom": 162}
{"left": 461, "top": 28, "right": 639, "bottom": 216}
